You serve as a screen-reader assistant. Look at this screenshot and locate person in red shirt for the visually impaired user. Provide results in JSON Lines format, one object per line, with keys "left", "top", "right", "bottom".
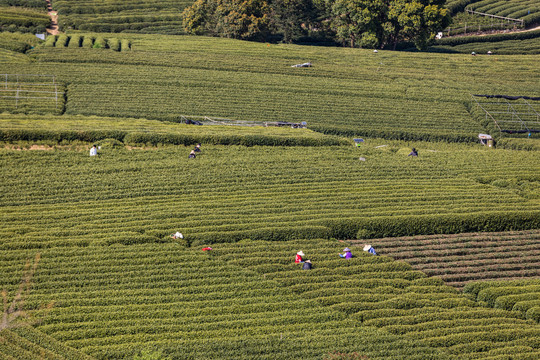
{"left": 295, "top": 251, "right": 305, "bottom": 263}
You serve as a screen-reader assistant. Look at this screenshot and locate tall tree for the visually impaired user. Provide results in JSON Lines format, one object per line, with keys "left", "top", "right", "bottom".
{"left": 272, "top": 0, "right": 319, "bottom": 43}
{"left": 387, "top": 0, "right": 450, "bottom": 49}
{"left": 182, "top": 0, "right": 272, "bottom": 41}
{"left": 330, "top": 0, "right": 386, "bottom": 48}
{"left": 329, "top": 0, "right": 450, "bottom": 49}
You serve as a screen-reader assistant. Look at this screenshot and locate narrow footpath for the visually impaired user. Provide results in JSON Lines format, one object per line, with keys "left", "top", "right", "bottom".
{"left": 46, "top": 0, "right": 59, "bottom": 35}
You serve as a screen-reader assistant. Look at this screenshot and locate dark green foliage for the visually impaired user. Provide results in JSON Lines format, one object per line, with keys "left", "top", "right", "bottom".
{"left": 329, "top": 0, "right": 451, "bottom": 50}
{"left": 436, "top": 28, "right": 540, "bottom": 46}
{"left": 182, "top": 0, "right": 273, "bottom": 41}
{"left": 81, "top": 36, "right": 94, "bottom": 48}
{"left": 93, "top": 36, "right": 107, "bottom": 49}
{"left": 107, "top": 38, "right": 120, "bottom": 51}
{"left": 445, "top": 0, "right": 482, "bottom": 15}
{"left": 526, "top": 306, "right": 540, "bottom": 322}
{"left": 124, "top": 132, "right": 346, "bottom": 147}
{"left": 354, "top": 211, "right": 540, "bottom": 239}
{"left": 0, "top": 129, "right": 127, "bottom": 143}
{"left": 0, "top": 32, "right": 41, "bottom": 53}
{"left": 0, "top": 6, "right": 50, "bottom": 33}
{"left": 67, "top": 34, "right": 82, "bottom": 48}
{"left": 271, "top": 0, "right": 320, "bottom": 42}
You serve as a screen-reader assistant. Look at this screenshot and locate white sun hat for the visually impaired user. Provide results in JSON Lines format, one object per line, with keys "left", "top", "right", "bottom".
{"left": 297, "top": 251, "right": 305, "bottom": 256}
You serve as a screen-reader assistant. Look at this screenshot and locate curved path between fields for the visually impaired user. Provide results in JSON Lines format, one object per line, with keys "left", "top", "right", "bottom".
{"left": 46, "top": 0, "right": 59, "bottom": 35}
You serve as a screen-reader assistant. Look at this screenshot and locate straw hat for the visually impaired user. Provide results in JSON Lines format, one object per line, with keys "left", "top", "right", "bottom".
{"left": 343, "top": 247, "right": 351, "bottom": 252}
{"left": 297, "top": 251, "right": 305, "bottom": 256}
{"left": 305, "top": 260, "right": 311, "bottom": 263}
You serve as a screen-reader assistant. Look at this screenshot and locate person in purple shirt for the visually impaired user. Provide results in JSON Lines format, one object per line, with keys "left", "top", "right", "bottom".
{"left": 339, "top": 247, "right": 353, "bottom": 259}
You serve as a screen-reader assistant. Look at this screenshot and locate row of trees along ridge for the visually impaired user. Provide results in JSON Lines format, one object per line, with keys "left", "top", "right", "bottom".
{"left": 181, "top": 0, "right": 451, "bottom": 49}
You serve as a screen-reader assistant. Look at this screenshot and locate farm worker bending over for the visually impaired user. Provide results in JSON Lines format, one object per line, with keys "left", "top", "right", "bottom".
{"left": 188, "top": 150, "right": 196, "bottom": 159}
{"left": 194, "top": 143, "right": 202, "bottom": 152}
{"left": 339, "top": 247, "right": 353, "bottom": 259}
{"left": 408, "top": 148, "right": 418, "bottom": 157}
{"left": 303, "top": 260, "right": 312, "bottom": 270}
{"left": 89, "top": 145, "right": 97, "bottom": 156}
{"left": 295, "top": 251, "right": 305, "bottom": 263}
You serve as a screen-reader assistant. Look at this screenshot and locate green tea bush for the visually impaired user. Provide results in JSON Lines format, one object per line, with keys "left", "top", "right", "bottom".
{"left": 355, "top": 212, "right": 540, "bottom": 239}
{"left": 44, "top": 34, "right": 57, "bottom": 47}
{"left": 108, "top": 38, "right": 120, "bottom": 51}
{"left": 478, "top": 285, "right": 540, "bottom": 307}
{"left": 120, "top": 39, "right": 131, "bottom": 51}
{"left": 81, "top": 35, "right": 94, "bottom": 48}
{"left": 513, "top": 300, "right": 540, "bottom": 314}
{"left": 55, "top": 34, "right": 69, "bottom": 47}
{"left": 436, "top": 29, "right": 540, "bottom": 46}
{"left": 67, "top": 34, "right": 81, "bottom": 48}
{"left": 93, "top": 36, "right": 107, "bottom": 49}
{"left": 526, "top": 306, "right": 540, "bottom": 322}
{"left": 464, "top": 280, "right": 540, "bottom": 300}
{"left": 494, "top": 293, "right": 540, "bottom": 311}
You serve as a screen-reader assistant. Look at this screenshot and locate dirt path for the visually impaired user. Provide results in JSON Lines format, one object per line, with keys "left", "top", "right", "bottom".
{"left": 45, "top": 0, "right": 59, "bottom": 35}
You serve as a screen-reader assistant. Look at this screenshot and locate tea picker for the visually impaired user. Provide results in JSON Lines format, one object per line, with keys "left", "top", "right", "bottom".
{"left": 170, "top": 232, "right": 183, "bottom": 239}
{"left": 339, "top": 247, "right": 353, "bottom": 259}
{"left": 363, "top": 245, "right": 378, "bottom": 255}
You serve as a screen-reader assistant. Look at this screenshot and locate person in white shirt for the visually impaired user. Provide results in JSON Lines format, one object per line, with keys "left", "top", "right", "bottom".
{"left": 90, "top": 145, "right": 97, "bottom": 156}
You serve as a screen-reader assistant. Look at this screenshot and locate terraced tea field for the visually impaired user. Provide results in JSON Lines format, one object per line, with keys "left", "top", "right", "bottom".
{"left": 1, "top": 141, "right": 538, "bottom": 248}
{"left": 1, "top": 31, "right": 539, "bottom": 360}
{"left": 51, "top": 0, "right": 193, "bottom": 34}
{"left": 1, "top": 34, "right": 539, "bottom": 141}
{"left": 1, "top": 240, "right": 539, "bottom": 359}
{"left": 467, "top": 0, "right": 540, "bottom": 26}
{"left": 355, "top": 230, "right": 540, "bottom": 288}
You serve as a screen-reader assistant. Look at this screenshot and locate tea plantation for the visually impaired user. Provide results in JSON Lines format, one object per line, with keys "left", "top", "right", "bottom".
{"left": 0, "top": 33, "right": 539, "bottom": 359}
{"left": 355, "top": 230, "right": 540, "bottom": 288}
{"left": 2, "top": 34, "right": 539, "bottom": 141}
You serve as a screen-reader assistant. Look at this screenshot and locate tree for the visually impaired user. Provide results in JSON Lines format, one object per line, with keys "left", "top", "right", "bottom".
{"left": 272, "top": 0, "right": 319, "bottom": 43}
{"left": 182, "top": 0, "right": 273, "bottom": 41}
{"left": 181, "top": 0, "right": 219, "bottom": 36}
{"left": 387, "top": 0, "right": 450, "bottom": 50}
{"left": 330, "top": 0, "right": 387, "bottom": 48}
{"left": 329, "top": 0, "right": 450, "bottom": 49}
